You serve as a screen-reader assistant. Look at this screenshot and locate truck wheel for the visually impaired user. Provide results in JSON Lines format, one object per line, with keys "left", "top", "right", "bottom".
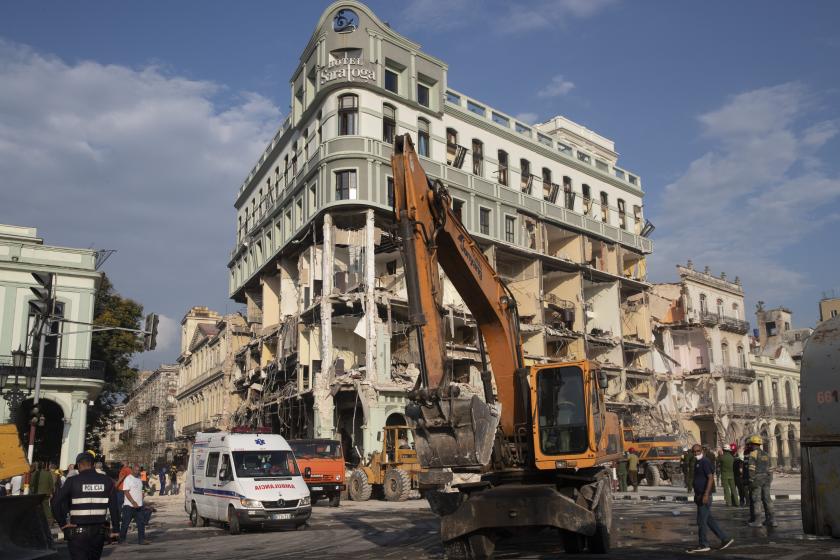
{"left": 587, "top": 524, "right": 610, "bottom": 554}
{"left": 190, "top": 502, "right": 208, "bottom": 527}
{"left": 348, "top": 468, "right": 372, "bottom": 501}
{"left": 328, "top": 493, "right": 341, "bottom": 507}
{"left": 383, "top": 469, "right": 411, "bottom": 502}
{"left": 587, "top": 477, "right": 612, "bottom": 553}
{"left": 562, "top": 531, "right": 585, "bottom": 553}
{"left": 443, "top": 537, "right": 471, "bottom": 560}
{"left": 228, "top": 506, "right": 241, "bottom": 535}
{"left": 645, "top": 464, "right": 662, "bottom": 487}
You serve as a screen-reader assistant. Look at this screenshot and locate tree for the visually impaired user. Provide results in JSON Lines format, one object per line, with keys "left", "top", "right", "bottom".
{"left": 85, "top": 274, "right": 144, "bottom": 452}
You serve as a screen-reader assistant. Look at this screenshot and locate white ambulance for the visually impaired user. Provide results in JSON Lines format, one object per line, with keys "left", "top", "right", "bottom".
{"left": 184, "top": 429, "right": 311, "bottom": 534}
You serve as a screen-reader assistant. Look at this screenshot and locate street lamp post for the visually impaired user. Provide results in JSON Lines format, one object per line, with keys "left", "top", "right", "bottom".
{"left": 1, "top": 347, "right": 30, "bottom": 423}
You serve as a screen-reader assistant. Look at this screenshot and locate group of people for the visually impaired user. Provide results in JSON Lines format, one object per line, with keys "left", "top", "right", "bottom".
{"left": 685, "top": 435, "right": 776, "bottom": 554}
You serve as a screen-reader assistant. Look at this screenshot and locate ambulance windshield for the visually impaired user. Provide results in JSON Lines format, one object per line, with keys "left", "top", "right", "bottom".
{"left": 232, "top": 450, "right": 300, "bottom": 478}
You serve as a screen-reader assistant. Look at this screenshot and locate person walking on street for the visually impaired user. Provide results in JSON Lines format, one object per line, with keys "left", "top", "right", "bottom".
{"left": 746, "top": 435, "right": 777, "bottom": 528}
{"left": 733, "top": 446, "right": 746, "bottom": 507}
{"left": 682, "top": 447, "right": 696, "bottom": 492}
{"left": 51, "top": 452, "right": 120, "bottom": 560}
{"left": 115, "top": 463, "right": 131, "bottom": 510}
{"left": 30, "top": 461, "right": 56, "bottom": 523}
{"left": 627, "top": 449, "right": 640, "bottom": 492}
{"left": 158, "top": 464, "right": 167, "bottom": 496}
{"left": 687, "top": 444, "right": 734, "bottom": 553}
{"left": 617, "top": 453, "right": 629, "bottom": 492}
{"left": 119, "top": 464, "right": 150, "bottom": 545}
{"left": 720, "top": 444, "right": 737, "bottom": 506}
{"left": 168, "top": 466, "right": 178, "bottom": 495}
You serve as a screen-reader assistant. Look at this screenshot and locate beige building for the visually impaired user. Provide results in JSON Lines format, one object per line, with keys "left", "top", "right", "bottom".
{"left": 651, "top": 262, "right": 755, "bottom": 448}
{"left": 818, "top": 293, "right": 840, "bottom": 323}
{"left": 119, "top": 365, "right": 179, "bottom": 466}
{"left": 176, "top": 307, "right": 249, "bottom": 439}
{"left": 226, "top": 1, "right": 655, "bottom": 458}
{"left": 98, "top": 404, "right": 124, "bottom": 461}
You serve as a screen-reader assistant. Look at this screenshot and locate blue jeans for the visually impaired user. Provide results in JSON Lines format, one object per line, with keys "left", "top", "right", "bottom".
{"left": 696, "top": 500, "right": 729, "bottom": 547}
{"left": 119, "top": 506, "right": 146, "bottom": 544}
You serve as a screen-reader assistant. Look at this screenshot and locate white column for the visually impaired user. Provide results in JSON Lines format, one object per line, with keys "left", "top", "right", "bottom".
{"left": 314, "top": 214, "right": 334, "bottom": 438}
{"left": 364, "top": 209, "right": 377, "bottom": 381}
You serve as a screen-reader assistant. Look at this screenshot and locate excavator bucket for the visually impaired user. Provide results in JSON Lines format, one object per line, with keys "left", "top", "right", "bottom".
{"left": 408, "top": 394, "right": 500, "bottom": 469}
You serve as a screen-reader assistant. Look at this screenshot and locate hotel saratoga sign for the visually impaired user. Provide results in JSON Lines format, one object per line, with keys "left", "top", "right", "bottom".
{"left": 320, "top": 55, "right": 376, "bottom": 85}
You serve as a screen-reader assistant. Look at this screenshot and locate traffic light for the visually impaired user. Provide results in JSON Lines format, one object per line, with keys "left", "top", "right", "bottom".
{"left": 29, "top": 272, "right": 54, "bottom": 319}
{"left": 144, "top": 313, "right": 159, "bottom": 351}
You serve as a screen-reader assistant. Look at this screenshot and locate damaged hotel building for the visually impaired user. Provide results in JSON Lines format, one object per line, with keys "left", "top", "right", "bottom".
{"left": 226, "top": 1, "right": 655, "bottom": 460}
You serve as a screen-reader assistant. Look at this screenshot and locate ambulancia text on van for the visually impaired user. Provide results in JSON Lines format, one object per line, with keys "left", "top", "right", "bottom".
{"left": 184, "top": 429, "right": 311, "bottom": 534}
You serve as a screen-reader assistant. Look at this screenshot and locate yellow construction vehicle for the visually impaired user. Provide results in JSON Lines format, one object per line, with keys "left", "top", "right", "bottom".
{"left": 391, "top": 135, "right": 622, "bottom": 558}
{"left": 622, "top": 427, "right": 685, "bottom": 486}
{"left": 347, "top": 425, "right": 425, "bottom": 502}
{"left": 0, "top": 423, "right": 54, "bottom": 559}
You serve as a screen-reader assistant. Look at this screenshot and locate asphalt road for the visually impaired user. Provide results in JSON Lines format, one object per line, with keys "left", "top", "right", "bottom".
{"left": 52, "top": 489, "right": 838, "bottom": 560}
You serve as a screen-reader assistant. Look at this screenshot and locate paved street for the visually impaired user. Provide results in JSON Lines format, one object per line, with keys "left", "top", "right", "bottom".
{"left": 50, "top": 481, "right": 839, "bottom": 560}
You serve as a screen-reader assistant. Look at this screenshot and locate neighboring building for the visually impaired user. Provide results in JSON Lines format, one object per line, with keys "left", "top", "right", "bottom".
{"left": 818, "top": 293, "right": 840, "bottom": 323}
{"left": 176, "top": 307, "right": 249, "bottom": 440}
{"left": 98, "top": 404, "right": 125, "bottom": 461}
{"left": 750, "top": 304, "right": 804, "bottom": 468}
{"left": 120, "top": 364, "right": 179, "bottom": 467}
{"left": 651, "top": 262, "right": 755, "bottom": 448}
{"left": 0, "top": 224, "right": 103, "bottom": 466}
{"left": 226, "top": 1, "right": 654, "bottom": 459}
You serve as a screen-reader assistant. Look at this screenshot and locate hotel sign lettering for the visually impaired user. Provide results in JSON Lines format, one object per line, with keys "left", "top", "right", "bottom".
{"left": 320, "top": 56, "right": 376, "bottom": 85}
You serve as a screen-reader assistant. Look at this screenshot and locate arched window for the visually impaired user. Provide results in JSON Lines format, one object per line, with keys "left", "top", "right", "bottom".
{"left": 582, "top": 184, "right": 592, "bottom": 214}
{"left": 699, "top": 293, "right": 707, "bottom": 314}
{"left": 542, "top": 168, "right": 556, "bottom": 202}
{"left": 600, "top": 192, "right": 609, "bottom": 223}
{"left": 732, "top": 302, "right": 739, "bottom": 319}
{"left": 520, "top": 159, "right": 531, "bottom": 194}
{"left": 784, "top": 380, "right": 793, "bottom": 408}
{"left": 446, "top": 128, "right": 464, "bottom": 168}
{"left": 497, "top": 150, "right": 508, "bottom": 186}
{"left": 563, "top": 176, "right": 574, "bottom": 210}
{"left": 721, "top": 341, "right": 730, "bottom": 366}
{"left": 472, "top": 139, "right": 483, "bottom": 176}
{"left": 338, "top": 94, "right": 358, "bottom": 135}
{"left": 417, "top": 118, "right": 430, "bottom": 157}
{"left": 382, "top": 103, "right": 396, "bottom": 144}
{"left": 716, "top": 298, "right": 724, "bottom": 317}
{"left": 617, "top": 199, "right": 627, "bottom": 229}
{"left": 737, "top": 345, "right": 746, "bottom": 368}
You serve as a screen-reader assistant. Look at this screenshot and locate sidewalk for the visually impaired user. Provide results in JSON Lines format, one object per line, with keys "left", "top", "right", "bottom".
{"left": 613, "top": 473, "right": 801, "bottom": 502}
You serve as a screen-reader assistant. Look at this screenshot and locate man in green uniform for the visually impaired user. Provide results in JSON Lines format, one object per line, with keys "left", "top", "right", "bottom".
{"left": 719, "top": 444, "right": 737, "bottom": 506}
{"left": 747, "top": 435, "right": 777, "bottom": 527}
{"left": 29, "top": 461, "right": 55, "bottom": 522}
{"left": 627, "top": 448, "right": 639, "bottom": 492}
{"left": 616, "top": 453, "right": 629, "bottom": 492}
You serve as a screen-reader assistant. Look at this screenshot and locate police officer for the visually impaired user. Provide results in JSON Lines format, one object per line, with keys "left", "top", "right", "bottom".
{"left": 52, "top": 452, "right": 120, "bottom": 560}
{"left": 746, "top": 435, "right": 777, "bottom": 528}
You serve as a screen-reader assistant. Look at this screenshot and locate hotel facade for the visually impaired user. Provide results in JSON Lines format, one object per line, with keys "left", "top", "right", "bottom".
{"left": 226, "top": 2, "right": 654, "bottom": 459}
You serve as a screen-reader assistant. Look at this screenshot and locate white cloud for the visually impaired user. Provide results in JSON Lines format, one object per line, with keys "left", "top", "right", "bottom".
{"left": 0, "top": 40, "right": 281, "bottom": 363}
{"left": 515, "top": 112, "right": 540, "bottom": 125}
{"left": 397, "top": 0, "right": 615, "bottom": 34}
{"left": 651, "top": 82, "right": 840, "bottom": 304}
{"left": 537, "top": 74, "right": 575, "bottom": 98}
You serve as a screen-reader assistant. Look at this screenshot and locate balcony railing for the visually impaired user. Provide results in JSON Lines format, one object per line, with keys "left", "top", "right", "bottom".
{"left": 0, "top": 355, "right": 105, "bottom": 380}
{"left": 720, "top": 316, "right": 750, "bottom": 334}
{"left": 720, "top": 403, "right": 760, "bottom": 417}
{"left": 720, "top": 366, "right": 756, "bottom": 381}
{"left": 699, "top": 311, "right": 720, "bottom": 326}
{"left": 763, "top": 405, "right": 799, "bottom": 419}
{"left": 181, "top": 419, "right": 217, "bottom": 436}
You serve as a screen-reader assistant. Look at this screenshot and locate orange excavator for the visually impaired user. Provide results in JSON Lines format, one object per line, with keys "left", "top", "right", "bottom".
{"left": 392, "top": 134, "right": 622, "bottom": 558}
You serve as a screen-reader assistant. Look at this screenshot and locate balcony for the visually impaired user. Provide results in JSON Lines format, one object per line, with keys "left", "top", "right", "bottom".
{"left": 181, "top": 419, "right": 217, "bottom": 437}
{"left": 763, "top": 405, "right": 799, "bottom": 419}
{"left": 720, "top": 316, "right": 750, "bottom": 334}
{"left": 720, "top": 403, "right": 760, "bottom": 417}
{"left": 699, "top": 311, "right": 720, "bottom": 326}
{"left": 720, "top": 366, "right": 756, "bottom": 382}
{"left": 0, "top": 355, "right": 105, "bottom": 381}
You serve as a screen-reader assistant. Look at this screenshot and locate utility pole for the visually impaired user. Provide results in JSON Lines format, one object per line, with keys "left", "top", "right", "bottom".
{"left": 27, "top": 272, "right": 54, "bottom": 463}
{"left": 28, "top": 318, "right": 47, "bottom": 463}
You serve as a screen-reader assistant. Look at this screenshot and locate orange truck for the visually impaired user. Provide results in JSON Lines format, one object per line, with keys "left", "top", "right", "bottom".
{"left": 289, "top": 439, "right": 345, "bottom": 507}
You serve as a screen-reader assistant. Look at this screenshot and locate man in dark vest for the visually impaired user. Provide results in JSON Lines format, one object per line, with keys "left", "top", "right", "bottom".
{"left": 746, "top": 435, "right": 777, "bottom": 527}
{"left": 52, "top": 452, "right": 120, "bottom": 560}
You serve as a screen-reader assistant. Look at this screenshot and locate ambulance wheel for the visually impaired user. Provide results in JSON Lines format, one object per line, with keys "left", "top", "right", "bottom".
{"left": 227, "top": 506, "right": 241, "bottom": 535}
{"left": 190, "top": 502, "right": 208, "bottom": 527}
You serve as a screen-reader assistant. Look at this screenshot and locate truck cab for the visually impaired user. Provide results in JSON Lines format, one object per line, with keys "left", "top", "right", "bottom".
{"left": 289, "top": 439, "right": 345, "bottom": 507}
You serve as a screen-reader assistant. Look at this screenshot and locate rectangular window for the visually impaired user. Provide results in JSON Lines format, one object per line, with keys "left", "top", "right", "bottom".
{"left": 497, "top": 150, "right": 508, "bottom": 186}
{"left": 520, "top": 159, "right": 531, "bottom": 193}
{"left": 383, "top": 104, "right": 397, "bottom": 144}
{"left": 472, "top": 139, "right": 483, "bottom": 176}
{"left": 505, "top": 216, "right": 516, "bottom": 243}
{"left": 595, "top": 159, "right": 609, "bottom": 172}
{"left": 387, "top": 176, "right": 394, "bottom": 208}
{"left": 309, "top": 184, "right": 318, "bottom": 213}
{"left": 467, "top": 100, "right": 485, "bottom": 116}
{"left": 479, "top": 207, "right": 491, "bottom": 235}
{"left": 453, "top": 198, "right": 464, "bottom": 222}
{"left": 563, "top": 176, "right": 574, "bottom": 210}
{"left": 538, "top": 133, "right": 552, "bottom": 147}
{"left": 614, "top": 168, "right": 626, "bottom": 180}
{"left": 335, "top": 170, "right": 357, "bottom": 200}
{"left": 418, "top": 119, "right": 430, "bottom": 157}
{"left": 600, "top": 192, "right": 609, "bottom": 223}
{"left": 385, "top": 69, "right": 399, "bottom": 94}
{"left": 618, "top": 199, "right": 626, "bottom": 229}
{"left": 558, "top": 143, "right": 572, "bottom": 155}
{"left": 446, "top": 91, "right": 461, "bottom": 105}
{"left": 338, "top": 94, "right": 358, "bottom": 135}
{"left": 417, "top": 83, "right": 430, "bottom": 107}
{"left": 205, "top": 452, "right": 220, "bottom": 477}
{"left": 492, "top": 112, "right": 510, "bottom": 127}
{"left": 628, "top": 175, "right": 638, "bottom": 186}
{"left": 515, "top": 122, "right": 531, "bottom": 136}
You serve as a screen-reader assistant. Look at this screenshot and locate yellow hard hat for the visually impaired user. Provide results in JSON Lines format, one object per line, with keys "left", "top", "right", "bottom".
{"left": 748, "top": 435, "right": 762, "bottom": 445}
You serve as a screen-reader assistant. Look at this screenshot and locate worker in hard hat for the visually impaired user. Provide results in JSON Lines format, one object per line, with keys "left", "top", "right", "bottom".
{"left": 746, "top": 435, "right": 777, "bottom": 528}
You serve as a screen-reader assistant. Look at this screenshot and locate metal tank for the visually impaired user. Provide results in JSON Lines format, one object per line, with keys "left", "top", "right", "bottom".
{"left": 801, "top": 316, "right": 840, "bottom": 537}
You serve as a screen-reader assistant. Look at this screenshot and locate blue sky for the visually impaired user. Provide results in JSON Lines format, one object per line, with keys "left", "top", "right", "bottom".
{"left": 1, "top": 0, "right": 838, "bottom": 366}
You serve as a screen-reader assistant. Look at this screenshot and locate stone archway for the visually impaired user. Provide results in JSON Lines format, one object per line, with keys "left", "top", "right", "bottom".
{"left": 385, "top": 412, "right": 407, "bottom": 426}
{"left": 15, "top": 398, "right": 65, "bottom": 466}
